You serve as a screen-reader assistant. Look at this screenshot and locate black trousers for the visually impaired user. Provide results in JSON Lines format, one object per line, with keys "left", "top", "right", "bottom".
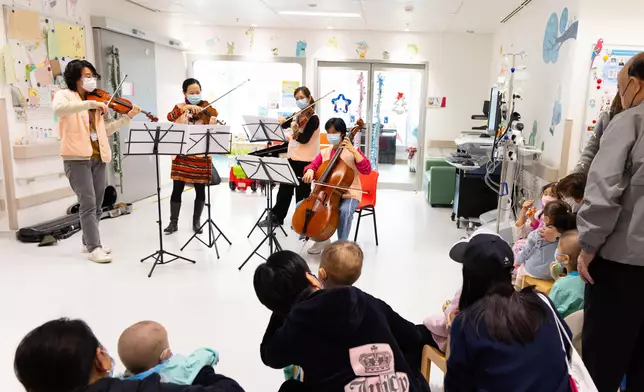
{"left": 170, "top": 180, "right": 205, "bottom": 203}
{"left": 583, "top": 256, "right": 644, "bottom": 392}
{"left": 271, "top": 159, "right": 312, "bottom": 224}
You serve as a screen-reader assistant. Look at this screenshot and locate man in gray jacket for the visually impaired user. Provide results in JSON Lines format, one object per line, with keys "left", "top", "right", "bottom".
{"left": 577, "top": 52, "right": 644, "bottom": 392}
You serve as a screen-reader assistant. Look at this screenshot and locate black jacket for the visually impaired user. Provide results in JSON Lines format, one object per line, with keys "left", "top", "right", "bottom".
{"left": 84, "top": 367, "right": 244, "bottom": 392}
{"left": 261, "top": 287, "right": 430, "bottom": 392}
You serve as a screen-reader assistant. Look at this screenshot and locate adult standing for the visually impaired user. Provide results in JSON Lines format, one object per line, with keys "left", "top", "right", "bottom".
{"left": 53, "top": 60, "right": 140, "bottom": 264}
{"left": 577, "top": 53, "right": 644, "bottom": 392}
{"left": 258, "top": 86, "right": 320, "bottom": 229}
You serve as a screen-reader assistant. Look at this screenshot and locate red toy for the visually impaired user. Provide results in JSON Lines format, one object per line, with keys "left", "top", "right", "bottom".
{"left": 229, "top": 166, "right": 258, "bottom": 192}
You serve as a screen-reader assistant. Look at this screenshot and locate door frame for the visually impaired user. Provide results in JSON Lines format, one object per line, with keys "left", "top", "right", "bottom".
{"left": 314, "top": 59, "right": 429, "bottom": 191}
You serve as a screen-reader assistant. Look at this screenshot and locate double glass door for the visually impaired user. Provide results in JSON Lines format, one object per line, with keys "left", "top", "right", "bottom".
{"left": 316, "top": 61, "right": 426, "bottom": 190}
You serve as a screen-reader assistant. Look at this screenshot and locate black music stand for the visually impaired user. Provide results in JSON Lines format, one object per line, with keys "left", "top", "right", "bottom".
{"left": 242, "top": 115, "right": 289, "bottom": 238}
{"left": 180, "top": 125, "right": 233, "bottom": 258}
{"left": 236, "top": 155, "right": 299, "bottom": 271}
{"left": 125, "top": 122, "right": 196, "bottom": 278}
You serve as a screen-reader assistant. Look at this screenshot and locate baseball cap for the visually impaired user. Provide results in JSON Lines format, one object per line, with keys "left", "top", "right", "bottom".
{"left": 449, "top": 228, "right": 514, "bottom": 275}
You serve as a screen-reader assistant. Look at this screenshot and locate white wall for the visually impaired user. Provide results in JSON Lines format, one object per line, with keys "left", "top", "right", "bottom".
{"left": 489, "top": 0, "right": 580, "bottom": 168}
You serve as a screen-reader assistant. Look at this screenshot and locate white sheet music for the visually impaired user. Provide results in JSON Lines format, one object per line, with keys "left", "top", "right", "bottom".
{"left": 242, "top": 115, "right": 286, "bottom": 142}
{"left": 126, "top": 122, "right": 189, "bottom": 155}
{"left": 184, "top": 125, "right": 232, "bottom": 155}
{"left": 236, "top": 155, "right": 299, "bottom": 186}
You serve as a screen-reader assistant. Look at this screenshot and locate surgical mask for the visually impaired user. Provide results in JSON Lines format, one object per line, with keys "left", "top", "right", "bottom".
{"left": 82, "top": 77, "right": 97, "bottom": 92}
{"left": 541, "top": 195, "right": 557, "bottom": 208}
{"left": 296, "top": 98, "right": 309, "bottom": 109}
{"left": 187, "top": 94, "right": 202, "bottom": 105}
{"left": 564, "top": 197, "right": 582, "bottom": 213}
{"left": 327, "top": 134, "right": 342, "bottom": 145}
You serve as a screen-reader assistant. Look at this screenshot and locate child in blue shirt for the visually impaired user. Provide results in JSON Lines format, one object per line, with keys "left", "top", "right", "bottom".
{"left": 118, "top": 321, "right": 219, "bottom": 385}
{"left": 515, "top": 200, "right": 576, "bottom": 289}
{"left": 549, "top": 230, "right": 585, "bottom": 318}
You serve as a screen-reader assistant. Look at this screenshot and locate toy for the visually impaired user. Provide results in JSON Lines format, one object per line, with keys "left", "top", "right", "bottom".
{"left": 229, "top": 165, "right": 258, "bottom": 192}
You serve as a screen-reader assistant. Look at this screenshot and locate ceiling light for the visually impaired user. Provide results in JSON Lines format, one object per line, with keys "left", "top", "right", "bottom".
{"left": 278, "top": 11, "right": 361, "bottom": 18}
{"left": 251, "top": 24, "right": 258, "bottom": 27}
{"left": 326, "top": 26, "right": 333, "bottom": 30}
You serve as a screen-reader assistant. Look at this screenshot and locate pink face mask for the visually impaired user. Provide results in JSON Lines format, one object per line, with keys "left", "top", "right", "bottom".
{"left": 541, "top": 195, "right": 557, "bottom": 208}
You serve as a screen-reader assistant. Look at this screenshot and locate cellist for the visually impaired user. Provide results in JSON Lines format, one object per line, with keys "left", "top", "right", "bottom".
{"left": 301, "top": 118, "right": 371, "bottom": 254}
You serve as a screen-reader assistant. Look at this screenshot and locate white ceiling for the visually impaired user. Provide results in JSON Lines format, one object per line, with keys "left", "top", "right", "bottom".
{"left": 125, "top": 0, "right": 526, "bottom": 33}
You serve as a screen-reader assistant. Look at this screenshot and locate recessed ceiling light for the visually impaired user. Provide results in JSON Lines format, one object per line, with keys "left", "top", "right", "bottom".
{"left": 326, "top": 26, "right": 334, "bottom": 30}
{"left": 278, "top": 11, "right": 361, "bottom": 18}
{"left": 251, "top": 24, "right": 258, "bottom": 27}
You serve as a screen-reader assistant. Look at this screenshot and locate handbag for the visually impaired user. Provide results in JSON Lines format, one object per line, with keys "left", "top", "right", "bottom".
{"left": 211, "top": 164, "right": 221, "bottom": 186}
{"left": 537, "top": 293, "right": 598, "bottom": 392}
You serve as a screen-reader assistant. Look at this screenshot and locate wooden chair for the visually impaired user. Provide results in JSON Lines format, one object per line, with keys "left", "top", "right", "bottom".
{"left": 421, "top": 345, "right": 447, "bottom": 385}
{"left": 521, "top": 275, "right": 554, "bottom": 294}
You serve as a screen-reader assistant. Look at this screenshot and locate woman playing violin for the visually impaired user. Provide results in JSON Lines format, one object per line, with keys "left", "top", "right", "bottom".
{"left": 258, "top": 86, "right": 320, "bottom": 229}
{"left": 164, "top": 78, "right": 218, "bottom": 235}
{"left": 53, "top": 59, "right": 141, "bottom": 264}
{"left": 301, "top": 118, "right": 371, "bottom": 254}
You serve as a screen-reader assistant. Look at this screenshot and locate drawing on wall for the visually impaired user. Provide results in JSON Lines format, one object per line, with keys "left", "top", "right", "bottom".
{"left": 272, "top": 48, "right": 279, "bottom": 56}
{"left": 48, "top": 22, "right": 86, "bottom": 59}
{"left": 66, "top": 0, "right": 79, "bottom": 19}
{"left": 332, "top": 93, "right": 352, "bottom": 114}
{"left": 327, "top": 36, "right": 338, "bottom": 50}
{"left": 245, "top": 26, "right": 255, "bottom": 51}
{"left": 382, "top": 50, "right": 390, "bottom": 60}
{"left": 205, "top": 36, "right": 219, "bottom": 48}
{"left": 542, "top": 7, "right": 579, "bottom": 64}
{"left": 226, "top": 41, "right": 235, "bottom": 55}
{"left": 43, "top": 0, "right": 67, "bottom": 17}
{"left": 590, "top": 38, "right": 604, "bottom": 69}
{"left": 296, "top": 40, "right": 307, "bottom": 57}
{"left": 356, "top": 41, "right": 368, "bottom": 59}
{"left": 406, "top": 44, "right": 419, "bottom": 59}
{"left": 529, "top": 120, "right": 538, "bottom": 146}
{"left": 549, "top": 85, "right": 563, "bottom": 135}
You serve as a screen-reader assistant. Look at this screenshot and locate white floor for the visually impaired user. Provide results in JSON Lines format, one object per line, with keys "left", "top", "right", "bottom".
{"left": 0, "top": 185, "right": 464, "bottom": 392}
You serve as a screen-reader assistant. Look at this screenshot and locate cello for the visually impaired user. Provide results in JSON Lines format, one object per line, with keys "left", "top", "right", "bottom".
{"left": 291, "top": 119, "right": 365, "bottom": 242}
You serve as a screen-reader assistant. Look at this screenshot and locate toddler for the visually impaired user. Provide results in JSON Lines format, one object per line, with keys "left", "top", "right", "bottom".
{"left": 118, "top": 321, "right": 218, "bottom": 385}
{"left": 514, "top": 200, "right": 575, "bottom": 289}
{"left": 513, "top": 182, "right": 560, "bottom": 256}
{"left": 318, "top": 240, "right": 364, "bottom": 288}
{"left": 548, "top": 230, "right": 585, "bottom": 318}
{"left": 557, "top": 172, "right": 586, "bottom": 213}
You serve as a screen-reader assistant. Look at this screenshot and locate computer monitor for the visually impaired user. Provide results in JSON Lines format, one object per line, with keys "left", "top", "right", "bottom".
{"left": 488, "top": 87, "right": 502, "bottom": 136}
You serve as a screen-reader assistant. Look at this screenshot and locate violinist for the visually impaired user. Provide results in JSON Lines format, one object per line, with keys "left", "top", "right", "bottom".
{"left": 301, "top": 118, "right": 371, "bottom": 254}
{"left": 53, "top": 59, "right": 141, "bottom": 264}
{"left": 164, "top": 78, "right": 217, "bottom": 235}
{"left": 258, "top": 86, "right": 320, "bottom": 229}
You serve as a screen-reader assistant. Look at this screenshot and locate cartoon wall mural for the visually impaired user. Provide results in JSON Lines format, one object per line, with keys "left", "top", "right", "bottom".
{"left": 528, "top": 120, "right": 538, "bottom": 146}
{"left": 542, "top": 7, "right": 579, "bottom": 64}
{"left": 549, "top": 84, "right": 563, "bottom": 135}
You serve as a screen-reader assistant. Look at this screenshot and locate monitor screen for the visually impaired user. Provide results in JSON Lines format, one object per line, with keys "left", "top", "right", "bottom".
{"left": 488, "top": 87, "right": 501, "bottom": 135}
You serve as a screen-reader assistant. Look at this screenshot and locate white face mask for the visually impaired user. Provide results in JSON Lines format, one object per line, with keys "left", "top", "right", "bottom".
{"left": 82, "top": 77, "right": 97, "bottom": 92}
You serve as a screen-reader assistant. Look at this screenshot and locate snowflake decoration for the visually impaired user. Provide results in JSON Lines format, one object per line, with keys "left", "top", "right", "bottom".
{"left": 331, "top": 93, "right": 352, "bottom": 113}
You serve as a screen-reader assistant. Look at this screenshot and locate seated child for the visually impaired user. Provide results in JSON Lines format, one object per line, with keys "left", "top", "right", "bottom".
{"left": 513, "top": 182, "right": 560, "bottom": 256}
{"left": 514, "top": 200, "right": 576, "bottom": 289}
{"left": 548, "top": 230, "right": 585, "bottom": 318}
{"left": 118, "top": 321, "right": 218, "bottom": 385}
{"left": 254, "top": 250, "right": 430, "bottom": 392}
{"left": 557, "top": 172, "right": 586, "bottom": 213}
{"left": 318, "top": 240, "right": 363, "bottom": 288}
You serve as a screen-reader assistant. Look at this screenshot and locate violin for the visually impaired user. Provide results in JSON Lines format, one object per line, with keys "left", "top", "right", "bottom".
{"left": 186, "top": 101, "right": 219, "bottom": 124}
{"left": 87, "top": 88, "right": 158, "bottom": 122}
{"left": 293, "top": 105, "right": 314, "bottom": 136}
{"left": 291, "top": 119, "right": 365, "bottom": 242}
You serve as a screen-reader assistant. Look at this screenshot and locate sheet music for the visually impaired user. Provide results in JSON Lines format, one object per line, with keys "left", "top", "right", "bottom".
{"left": 125, "top": 122, "right": 189, "bottom": 156}
{"left": 236, "top": 155, "right": 269, "bottom": 181}
{"left": 242, "top": 115, "right": 286, "bottom": 142}
{"left": 184, "top": 124, "right": 232, "bottom": 155}
{"left": 236, "top": 155, "right": 299, "bottom": 186}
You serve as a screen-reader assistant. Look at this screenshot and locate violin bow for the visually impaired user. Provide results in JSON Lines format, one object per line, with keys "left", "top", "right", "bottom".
{"left": 106, "top": 74, "right": 128, "bottom": 108}
{"left": 200, "top": 79, "right": 251, "bottom": 112}
{"left": 310, "top": 181, "right": 371, "bottom": 194}
{"left": 282, "top": 90, "right": 336, "bottom": 124}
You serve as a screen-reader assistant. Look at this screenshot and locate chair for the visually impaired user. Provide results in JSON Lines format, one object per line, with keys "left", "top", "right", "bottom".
{"left": 353, "top": 170, "right": 379, "bottom": 245}
{"left": 424, "top": 158, "right": 456, "bottom": 207}
{"left": 421, "top": 345, "right": 447, "bottom": 385}
{"left": 521, "top": 275, "right": 554, "bottom": 294}
{"left": 564, "top": 310, "right": 583, "bottom": 356}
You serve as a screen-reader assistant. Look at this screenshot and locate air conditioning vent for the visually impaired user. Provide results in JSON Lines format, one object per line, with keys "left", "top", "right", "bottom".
{"left": 500, "top": 0, "right": 533, "bottom": 24}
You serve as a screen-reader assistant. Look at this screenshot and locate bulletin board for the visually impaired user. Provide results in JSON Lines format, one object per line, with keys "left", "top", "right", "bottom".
{"left": 2, "top": 5, "right": 87, "bottom": 142}
{"left": 582, "top": 45, "right": 644, "bottom": 151}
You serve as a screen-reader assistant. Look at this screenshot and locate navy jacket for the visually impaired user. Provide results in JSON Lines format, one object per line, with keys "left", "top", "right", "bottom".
{"left": 260, "top": 287, "right": 430, "bottom": 392}
{"left": 445, "top": 297, "right": 572, "bottom": 392}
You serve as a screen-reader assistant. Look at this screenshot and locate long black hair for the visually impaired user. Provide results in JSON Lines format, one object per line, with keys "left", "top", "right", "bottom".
{"left": 64, "top": 60, "right": 100, "bottom": 92}
{"left": 459, "top": 265, "right": 548, "bottom": 343}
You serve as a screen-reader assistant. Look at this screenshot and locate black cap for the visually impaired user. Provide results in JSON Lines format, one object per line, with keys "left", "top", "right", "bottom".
{"left": 450, "top": 228, "right": 514, "bottom": 275}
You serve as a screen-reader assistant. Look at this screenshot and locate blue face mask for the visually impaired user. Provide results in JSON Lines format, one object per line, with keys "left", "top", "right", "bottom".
{"left": 187, "top": 94, "right": 202, "bottom": 105}
{"left": 327, "top": 134, "right": 342, "bottom": 145}
{"left": 296, "top": 98, "right": 309, "bottom": 109}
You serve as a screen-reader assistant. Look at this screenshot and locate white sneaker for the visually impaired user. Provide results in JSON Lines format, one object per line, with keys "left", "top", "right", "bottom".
{"left": 83, "top": 245, "right": 112, "bottom": 254}
{"left": 88, "top": 248, "right": 112, "bottom": 264}
{"left": 307, "top": 240, "right": 330, "bottom": 255}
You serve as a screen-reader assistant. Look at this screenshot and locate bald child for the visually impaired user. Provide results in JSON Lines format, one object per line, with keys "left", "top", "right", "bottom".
{"left": 118, "top": 321, "right": 218, "bottom": 385}
{"left": 548, "top": 231, "right": 584, "bottom": 318}
{"left": 318, "top": 240, "right": 364, "bottom": 288}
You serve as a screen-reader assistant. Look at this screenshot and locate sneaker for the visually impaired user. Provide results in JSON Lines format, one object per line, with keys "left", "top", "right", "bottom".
{"left": 307, "top": 240, "right": 330, "bottom": 255}
{"left": 88, "top": 248, "right": 112, "bottom": 264}
{"left": 83, "top": 245, "right": 112, "bottom": 254}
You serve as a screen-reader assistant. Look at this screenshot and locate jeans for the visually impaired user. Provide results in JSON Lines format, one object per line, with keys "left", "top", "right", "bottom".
{"left": 64, "top": 159, "right": 106, "bottom": 252}
{"left": 297, "top": 197, "right": 359, "bottom": 241}
{"left": 272, "top": 159, "right": 312, "bottom": 224}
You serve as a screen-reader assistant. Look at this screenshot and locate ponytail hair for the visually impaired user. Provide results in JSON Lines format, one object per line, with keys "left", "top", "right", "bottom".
{"left": 294, "top": 86, "right": 315, "bottom": 107}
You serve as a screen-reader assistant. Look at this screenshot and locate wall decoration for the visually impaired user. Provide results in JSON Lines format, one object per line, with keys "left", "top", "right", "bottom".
{"left": 226, "top": 41, "right": 235, "bottom": 55}
{"left": 549, "top": 85, "right": 562, "bottom": 135}
{"left": 528, "top": 120, "right": 537, "bottom": 146}
{"left": 356, "top": 41, "right": 368, "bottom": 59}
{"left": 205, "top": 36, "right": 219, "bottom": 48}
{"left": 43, "top": 0, "right": 67, "bottom": 17}
{"left": 382, "top": 50, "right": 390, "bottom": 60}
{"left": 272, "top": 48, "right": 278, "bottom": 56}
{"left": 542, "top": 7, "right": 579, "bottom": 64}
{"left": 406, "top": 44, "right": 419, "bottom": 59}
{"left": 590, "top": 38, "right": 603, "bottom": 69}
{"left": 245, "top": 26, "right": 255, "bottom": 51}
{"left": 392, "top": 92, "right": 407, "bottom": 114}
{"left": 66, "top": 0, "right": 79, "bottom": 19}
{"left": 354, "top": 72, "right": 365, "bottom": 147}
{"left": 48, "top": 21, "right": 86, "bottom": 59}
{"left": 371, "top": 73, "right": 385, "bottom": 169}
{"left": 427, "top": 97, "right": 446, "bottom": 108}
{"left": 331, "top": 93, "right": 351, "bottom": 114}
{"left": 6, "top": 8, "right": 42, "bottom": 40}
{"left": 327, "top": 36, "right": 338, "bottom": 50}
{"left": 296, "top": 40, "right": 307, "bottom": 57}
{"left": 108, "top": 46, "right": 124, "bottom": 177}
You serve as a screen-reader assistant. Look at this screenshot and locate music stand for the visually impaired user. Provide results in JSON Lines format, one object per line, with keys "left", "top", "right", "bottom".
{"left": 236, "top": 155, "right": 299, "bottom": 271}
{"left": 125, "top": 122, "right": 197, "bottom": 278}
{"left": 180, "top": 125, "right": 233, "bottom": 258}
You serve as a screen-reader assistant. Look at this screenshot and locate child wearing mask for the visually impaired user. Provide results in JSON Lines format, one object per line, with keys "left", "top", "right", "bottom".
{"left": 514, "top": 200, "right": 576, "bottom": 289}
{"left": 557, "top": 172, "right": 586, "bottom": 213}
{"left": 513, "top": 183, "right": 560, "bottom": 256}
{"left": 548, "top": 231, "right": 585, "bottom": 318}
{"left": 300, "top": 118, "right": 372, "bottom": 255}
